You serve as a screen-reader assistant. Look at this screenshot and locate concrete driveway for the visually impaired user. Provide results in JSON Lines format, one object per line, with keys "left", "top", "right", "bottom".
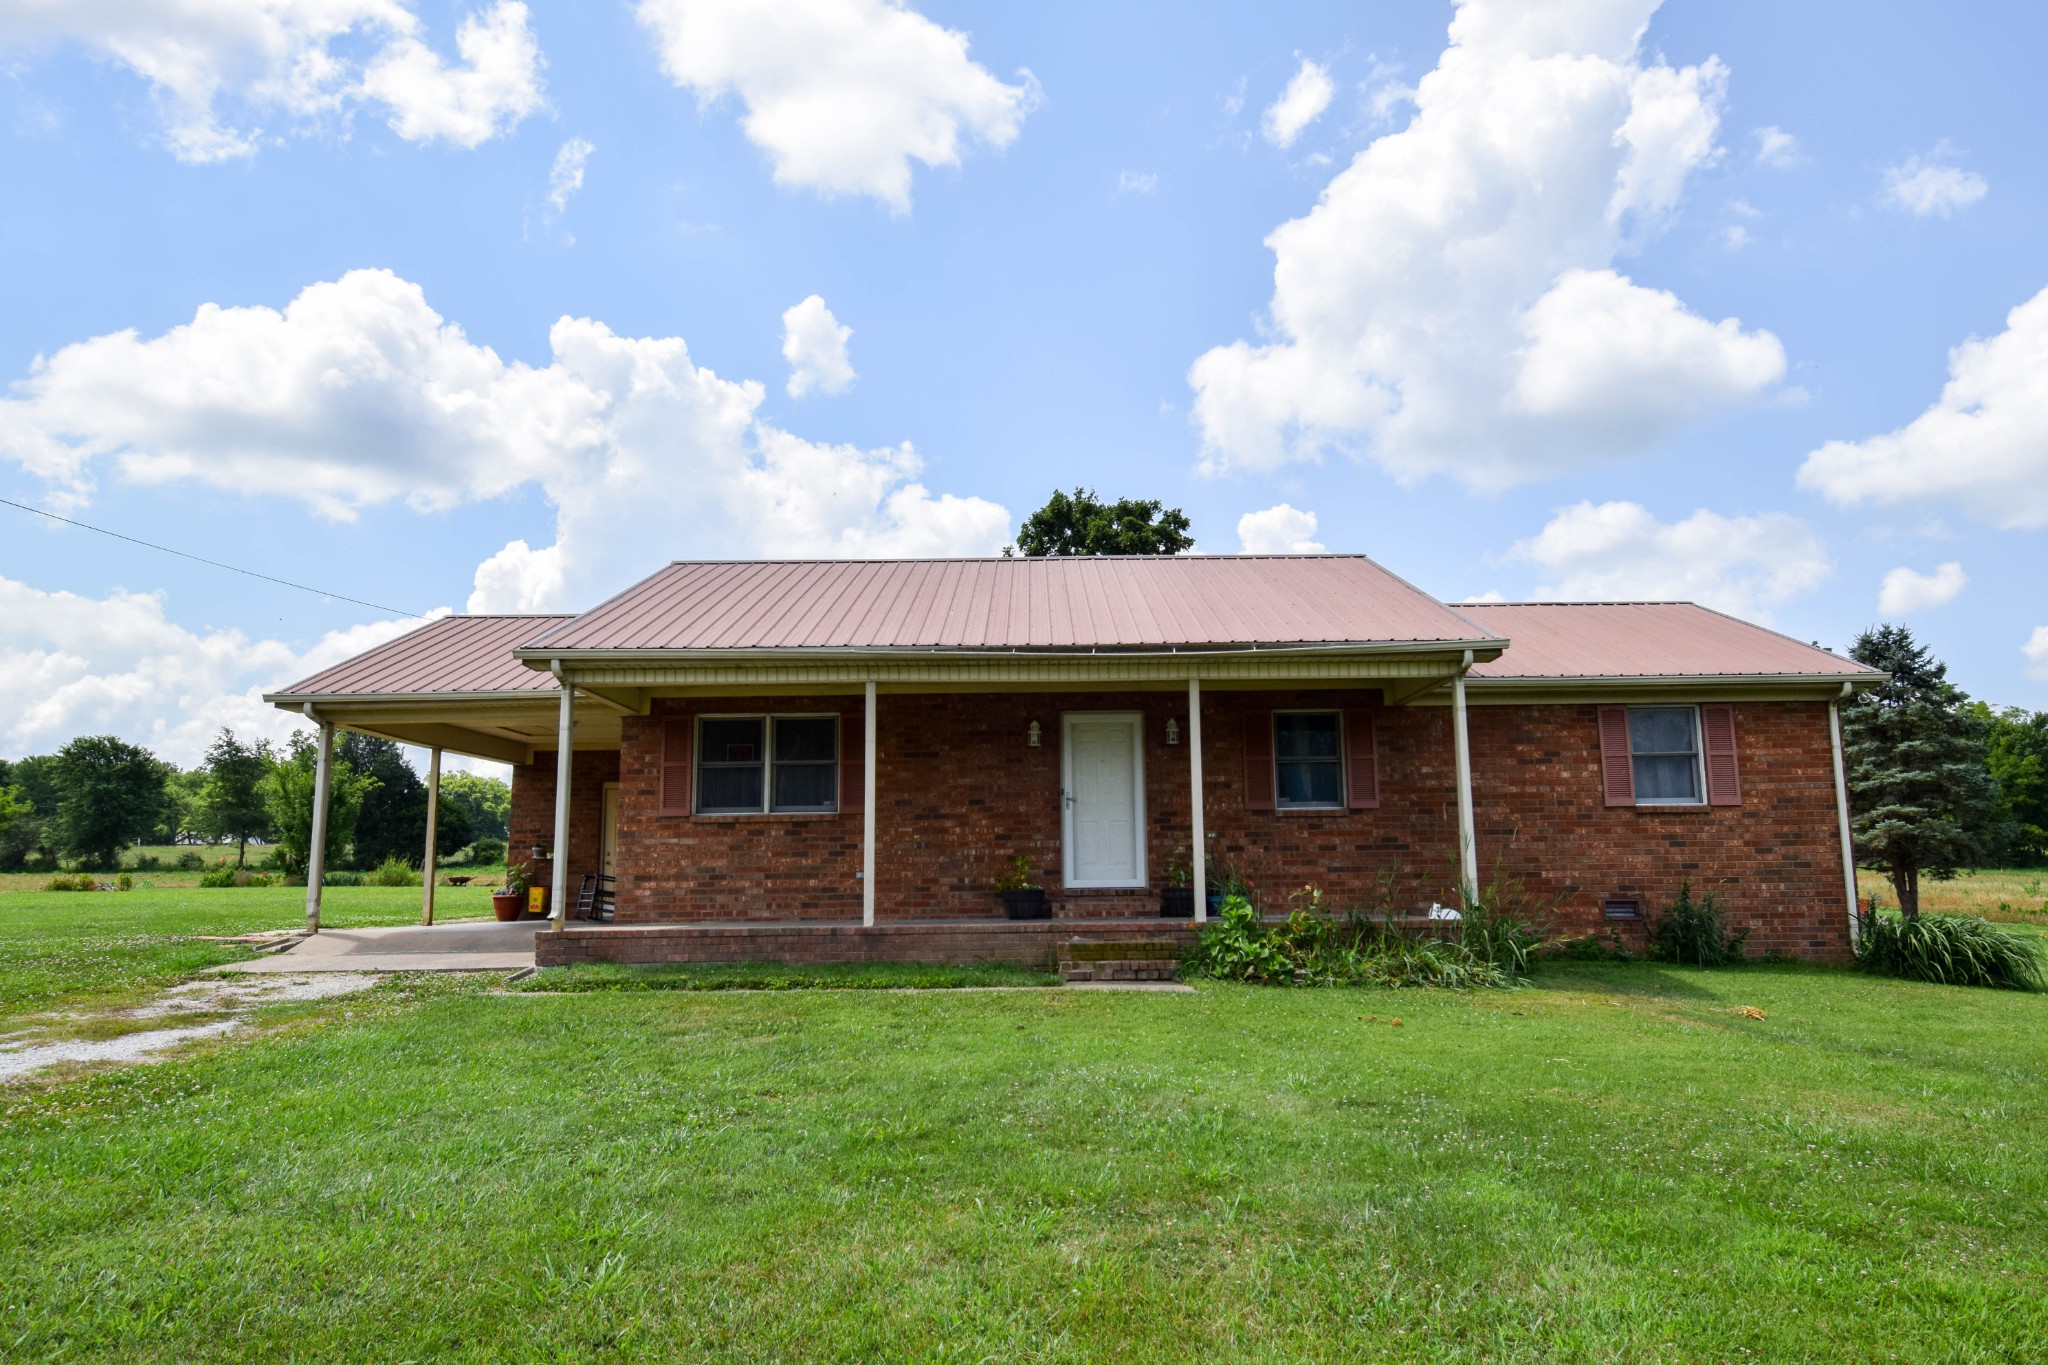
{"left": 228, "top": 919, "right": 542, "bottom": 973}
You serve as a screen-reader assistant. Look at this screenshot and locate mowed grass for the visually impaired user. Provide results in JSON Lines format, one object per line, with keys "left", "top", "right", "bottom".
{"left": 3, "top": 942, "right": 2047, "bottom": 1360}
{"left": 0, "top": 885, "right": 496, "bottom": 1022}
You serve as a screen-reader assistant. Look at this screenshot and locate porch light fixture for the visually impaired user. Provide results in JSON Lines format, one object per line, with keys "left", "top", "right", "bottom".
{"left": 1166, "top": 719, "right": 1180, "bottom": 746}
{"left": 531, "top": 845, "right": 548, "bottom": 863}
{"left": 1027, "top": 721, "right": 1042, "bottom": 748}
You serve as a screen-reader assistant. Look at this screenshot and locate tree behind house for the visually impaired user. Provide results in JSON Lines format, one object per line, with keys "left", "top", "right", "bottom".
{"left": 1844, "top": 625, "right": 1996, "bottom": 917}
{"left": 440, "top": 771, "right": 511, "bottom": 842}
{"left": 53, "top": 735, "right": 167, "bottom": 869}
{"left": 262, "top": 733, "right": 373, "bottom": 879}
{"left": 338, "top": 732, "right": 431, "bottom": 869}
{"left": 1974, "top": 703, "right": 2048, "bottom": 865}
{"left": 201, "top": 729, "right": 274, "bottom": 867}
{"left": 1012, "top": 488, "right": 1195, "bottom": 556}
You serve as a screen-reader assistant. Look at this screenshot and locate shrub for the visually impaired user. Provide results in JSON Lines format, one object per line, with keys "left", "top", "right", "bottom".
{"left": 324, "top": 870, "right": 365, "bottom": 887}
{"left": 368, "top": 855, "right": 422, "bottom": 887}
{"left": 461, "top": 836, "right": 507, "bottom": 868}
{"left": 1545, "top": 932, "right": 1635, "bottom": 962}
{"left": 198, "top": 866, "right": 237, "bottom": 888}
{"left": 1648, "top": 879, "right": 1749, "bottom": 966}
{"left": 174, "top": 851, "right": 206, "bottom": 872}
{"left": 1856, "top": 912, "right": 2042, "bottom": 991}
{"left": 133, "top": 854, "right": 161, "bottom": 872}
{"left": 115, "top": 873, "right": 133, "bottom": 891}
{"left": 1182, "top": 886, "right": 1520, "bottom": 990}
{"left": 198, "top": 867, "right": 278, "bottom": 889}
{"left": 42, "top": 874, "right": 97, "bottom": 892}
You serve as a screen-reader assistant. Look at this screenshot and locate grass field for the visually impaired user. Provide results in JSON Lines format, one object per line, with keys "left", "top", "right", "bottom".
{"left": 1857, "top": 866, "right": 2048, "bottom": 921}
{"left": 2, "top": 890, "right": 2046, "bottom": 1360}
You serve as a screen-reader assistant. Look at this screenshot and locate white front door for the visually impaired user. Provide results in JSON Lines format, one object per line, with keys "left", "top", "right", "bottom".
{"left": 1063, "top": 713, "right": 1146, "bottom": 889}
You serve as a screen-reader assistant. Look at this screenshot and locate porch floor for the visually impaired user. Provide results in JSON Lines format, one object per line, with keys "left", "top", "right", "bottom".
{"left": 229, "top": 919, "right": 546, "bottom": 974}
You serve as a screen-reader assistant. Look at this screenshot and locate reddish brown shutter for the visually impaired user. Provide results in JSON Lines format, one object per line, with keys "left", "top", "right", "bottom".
{"left": 1597, "top": 706, "right": 1635, "bottom": 807}
{"left": 659, "top": 718, "right": 692, "bottom": 815}
{"left": 1243, "top": 711, "right": 1275, "bottom": 811}
{"left": 838, "top": 712, "right": 861, "bottom": 817}
{"left": 1344, "top": 710, "right": 1380, "bottom": 809}
{"left": 1701, "top": 704, "right": 1741, "bottom": 806}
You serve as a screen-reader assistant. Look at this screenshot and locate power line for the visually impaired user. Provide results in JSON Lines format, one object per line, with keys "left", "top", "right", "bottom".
{"left": 1, "top": 495, "right": 425, "bottom": 618}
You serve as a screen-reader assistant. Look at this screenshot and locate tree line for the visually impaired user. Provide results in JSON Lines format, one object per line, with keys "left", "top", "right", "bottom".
{"left": 0, "top": 729, "right": 510, "bottom": 874}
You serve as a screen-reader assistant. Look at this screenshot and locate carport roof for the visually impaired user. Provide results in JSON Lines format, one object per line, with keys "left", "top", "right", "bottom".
{"left": 268, "top": 615, "right": 573, "bottom": 701}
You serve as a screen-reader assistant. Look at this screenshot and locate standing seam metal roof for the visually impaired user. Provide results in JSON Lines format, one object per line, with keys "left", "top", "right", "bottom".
{"left": 1460, "top": 602, "right": 1878, "bottom": 679}
{"left": 521, "top": 556, "right": 1498, "bottom": 653}
{"left": 270, "top": 615, "right": 574, "bottom": 697}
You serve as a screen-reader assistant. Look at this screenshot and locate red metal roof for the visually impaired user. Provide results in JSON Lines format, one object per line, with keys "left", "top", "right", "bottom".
{"left": 522, "top": 557, "right": 1499, "bottom": 653}
{"left": 1460, "top": 603, "right": 1877, "bottom": 679}
{"left": 270, "top": 615, "right": 573, "bottom": 698}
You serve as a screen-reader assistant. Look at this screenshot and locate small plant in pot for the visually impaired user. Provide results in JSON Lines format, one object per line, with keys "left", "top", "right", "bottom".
{"left": 1160, "top": 849, "right": 1194, "bottom": 918}
{"left": 994, "top": 855, "right": 1049, "bottom": 920}
{"left": 492, "top": 862, "right": 531, "bottom": 922}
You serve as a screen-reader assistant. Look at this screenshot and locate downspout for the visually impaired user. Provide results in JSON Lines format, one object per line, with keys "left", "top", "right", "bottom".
{"left": 1830, "top": 681, "right": 1860, "bottom": 950}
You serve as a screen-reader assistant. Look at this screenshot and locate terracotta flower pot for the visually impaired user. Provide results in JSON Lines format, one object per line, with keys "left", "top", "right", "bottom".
{"left": 492, "top": 892, "right": 525, "bottom": 922}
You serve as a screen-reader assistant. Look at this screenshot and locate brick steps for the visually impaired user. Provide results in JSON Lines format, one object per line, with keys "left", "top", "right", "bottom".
{"left": 1057, "top": 938, "right": 1185, "bottom": 984}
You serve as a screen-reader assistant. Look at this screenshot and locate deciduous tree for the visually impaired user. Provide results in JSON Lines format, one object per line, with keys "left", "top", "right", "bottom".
{"left": 1012, "top": 488, "right": 1195, "bottom": 557}
{"left": 201, "top": 730, "right": 274, "bottom": 867}
{"left": 54, "top": 735, "right": 167, "bottom": 869}
{"left": 262, "top": 733, "right": 373, "bottom": 880}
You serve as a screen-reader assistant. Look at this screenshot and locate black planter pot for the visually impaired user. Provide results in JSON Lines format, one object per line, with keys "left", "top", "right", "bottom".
{"left": 1160, "top": 887, "right": 1194, "bottom": 918}
{"left": 1000, "top": 889, "right": 1050, "bottom": 920}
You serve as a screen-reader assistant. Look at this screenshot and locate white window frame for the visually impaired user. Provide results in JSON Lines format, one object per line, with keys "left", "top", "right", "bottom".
{"left": 1627, "top": 704, "right": 1706, "bottom": 808}
{"left": 1272, "top": 709, "right": 1347, "bottom": 811}
{"left": 693, "top": 713, "right": 840, "bottom": 816}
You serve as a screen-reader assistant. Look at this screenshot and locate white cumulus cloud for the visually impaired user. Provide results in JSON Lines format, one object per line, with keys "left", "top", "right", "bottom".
{"left": 634, "top": 0, "right": 1037, "bottom": 211}
{"left": 1188, "top": 0, "right": 1785, "bottom": 490}
{"left": 1236, "top": 504, "right": 1325, "bottom": 554}
{"left": 0, "top": 270, "right": 1011, "bottom": 615}
{"left": 0, "top": 0, "right": 544, "bottom": 162}
{"left": 0, "top": 574, "right": 432, "bottom": 763}
{"left": 1507, "top": 500, "right": 1831, "bottom": 623}
{"left": 781, "top": 295, "right": 856, "bottom": 398}
{"left": 1877, "top": 562, "right": 1967, "bottom": 616}
{"left": 1798, "top": 284, "right": 2048, "bottom": 529}
{"left": 1882, "top": 143, "right": 1987, "bottom": 217}
{"left": 1117, "top": 170, "right": 1157, "bottom": 194}
{"left": 1261, "top": 58, "right": 1334, "bottom": 148}
{"left": 1752, "top": 125, "right": 1800, "bottom": 168}
{"left": 2024, "top": 626, "right": 2048, "bottom": 683}
{"left": 547, "top": 137, "right": 594, "bottom": 213}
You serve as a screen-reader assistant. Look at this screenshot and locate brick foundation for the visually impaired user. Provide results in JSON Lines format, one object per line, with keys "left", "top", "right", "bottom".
{"left": 534, "top": 919, "right": 1195, "bottom": 970}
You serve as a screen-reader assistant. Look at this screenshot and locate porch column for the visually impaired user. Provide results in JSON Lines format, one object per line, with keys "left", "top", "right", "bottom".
{"left": 862, "top": 680, "right": 877, "bottom": 927}
{"left": 420, "top": 746, "right": 442, "bottom": 926}
{"left": 1451, "top": 651, "right": 1480, "bottom": 905}
{"left": 1830, "top": 689, "right": 1860, "bottom": 948}
{"left": 1188, "top": 678, "right": 1207, "bottom": 923}
{"left": 551, "top": 668, "right": 574, "bottom": 931}
{"left": 303, "top": 712, "right": 334, "bottom": 934}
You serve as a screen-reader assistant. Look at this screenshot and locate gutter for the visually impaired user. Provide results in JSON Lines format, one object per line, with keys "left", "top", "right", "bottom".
{"left": 511, "top": 638, "right": 1511, "bottom": 669}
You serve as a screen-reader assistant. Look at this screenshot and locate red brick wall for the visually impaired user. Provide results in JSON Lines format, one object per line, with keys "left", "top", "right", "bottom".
{"left": 1469, "top": 700, "right": 1852, "bottom": 960}
{"left": 507, "top": 690, "right": 1853, "bottom": 959}
{"left": 508, "top": 749, "right": 619, "bottom": 914}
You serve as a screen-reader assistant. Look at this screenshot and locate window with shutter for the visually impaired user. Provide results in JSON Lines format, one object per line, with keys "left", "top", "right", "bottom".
{"left": 1628, "top": 706, "right": 1704, "bottom": 806}
{"left": 1597, "top": 706, "right": 1635, "bottom": 807}
{"left": 1344, "top": 709, "right": 1379, "bottom": 809}
{"left": 1701, "top": 704, "right": 1741, "bottom": 806}
{"left": 1242, "top": 711, "right": 1275, "bottom": 811}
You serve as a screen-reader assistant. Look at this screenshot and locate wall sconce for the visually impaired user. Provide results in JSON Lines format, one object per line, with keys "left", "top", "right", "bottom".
{"left": 1027, "top": 721, "right": 1042, "bottom": 748}
{"left": 530, "top": 845, "right": 548, "bottom": 863}
{"left": 1166, "top": 718, "right": 1180, "bottom": 746}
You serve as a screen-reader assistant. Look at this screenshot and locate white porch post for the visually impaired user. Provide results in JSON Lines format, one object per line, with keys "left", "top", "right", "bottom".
{"left": 421, "top": 746, "right": 442, "bottom": 926}
{"left": 551, "top": 668, "right": 574, "bottom": 931}
{"left": 1451, "top": 652, "right": 1480, "bottom": 906}
{"left": 862, "top": 680, "right": 877, "bottom": 927}
{"left": 1188, "top": 678, "right": 1207, "bottom": 923}
{"left": 1830, "top": 691, "right": 1861, "bottom": 948}
{"left": 303, "top": 713, "right": 334, "bottom": 934}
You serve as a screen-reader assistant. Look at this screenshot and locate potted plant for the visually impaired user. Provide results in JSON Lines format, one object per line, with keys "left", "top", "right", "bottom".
{"left": 492, "top": 862, "right": 530, "bottom": 922}
{"left": 994, "top": 854, "right": 1049, "bottom": 920}
{"left": 1206, "top": 862, "right": 1250, "bottom": 919}
{"left": 1160, "top": 849, "right": 1194, "bottom": 918}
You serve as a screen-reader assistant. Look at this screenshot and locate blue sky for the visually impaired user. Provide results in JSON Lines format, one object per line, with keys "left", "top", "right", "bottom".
{"left": 2, "top": 0, "right": 2044, "bottom": 768}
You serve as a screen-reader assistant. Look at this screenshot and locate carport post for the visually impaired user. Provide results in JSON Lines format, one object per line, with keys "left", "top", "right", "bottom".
{"left": 1188, "top": 678, "right": 1207, "bottom": 924}
{"left": 303, "top": 710, "right": 334, "bottom": 934}
{"left": 421, "top": 746, "right": 442, "bottom": 926}
{"left": 551, "top": 665, "right": 574, "bottom": 931}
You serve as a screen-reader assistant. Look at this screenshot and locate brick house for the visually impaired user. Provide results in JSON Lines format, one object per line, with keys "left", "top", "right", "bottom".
{"left": 267, "top": 556, "right": 1879, "bottom": 966}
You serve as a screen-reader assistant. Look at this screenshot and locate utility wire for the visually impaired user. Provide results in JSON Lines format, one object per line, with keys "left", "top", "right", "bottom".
{"left": 1, "top": 495, "right": 425, "bottom": 618}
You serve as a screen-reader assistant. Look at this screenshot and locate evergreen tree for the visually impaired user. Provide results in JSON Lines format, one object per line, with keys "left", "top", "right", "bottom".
{"left": 1844, "top": 625, "right": 1997, "bottom": 916}
{"left": 200, "top": 730, "right": 274, "bottom": 867}
{"left": 53, "top": 735, "right": 168, "bottom": 869}
{"left": 1011, "top": 488, "right": 1195, "bottom": 556}
{"left": 262, "top": 733, "right": 374, "bottom": 880}
{"left": 337, "top": 732, "right": 428, "bottom": 869}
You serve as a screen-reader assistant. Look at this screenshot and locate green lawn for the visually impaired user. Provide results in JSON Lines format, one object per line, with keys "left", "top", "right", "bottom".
{"left": 2, "top": 889, "right": 2045, "bottom": 1361}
